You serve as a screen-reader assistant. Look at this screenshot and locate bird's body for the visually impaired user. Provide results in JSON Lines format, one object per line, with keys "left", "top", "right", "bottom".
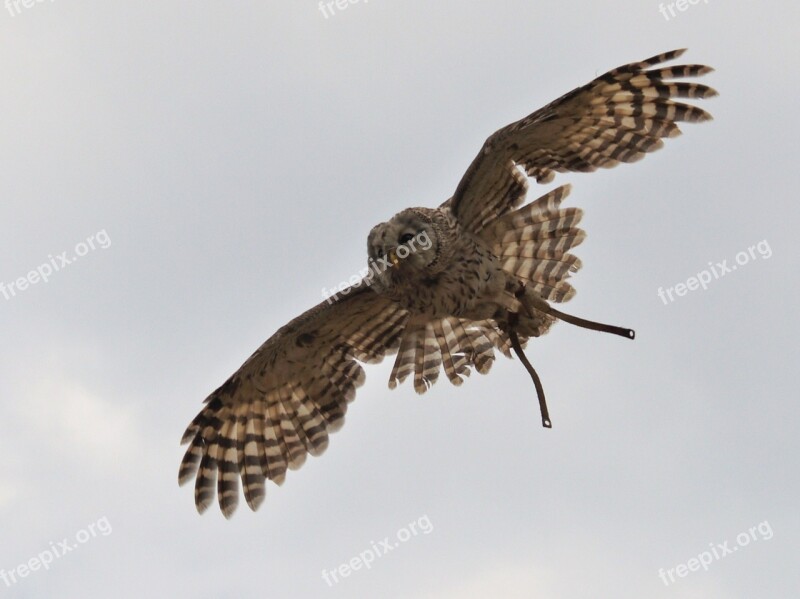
{"left": 179, "top": 49, "right": 717, "bottom": 517}
{"left": 368, "top": 206, "right": 505, "bottom": 320}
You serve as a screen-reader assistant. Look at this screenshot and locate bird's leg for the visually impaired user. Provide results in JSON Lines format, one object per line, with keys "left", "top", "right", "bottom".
{"left": 514, "top": 283, "right": 635, "bottom": 340}
{"left": 507, "top": 311, "right": 552, "bottom": 429}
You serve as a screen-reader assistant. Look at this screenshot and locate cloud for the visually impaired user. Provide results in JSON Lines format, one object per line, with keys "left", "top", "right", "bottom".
{"left": 0, "top": 479, "right": 21, "bottom": 512}
{"left": 13, "top": 375, "right": 141, "bottom": 469}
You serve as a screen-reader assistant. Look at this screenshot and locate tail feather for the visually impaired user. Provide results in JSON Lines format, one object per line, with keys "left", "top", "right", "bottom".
{"left": 432, "top": 318, "right": 471, "bottom": 386}
{"left": 417, "top": 323, "right": 442, "bottom": 392}
{"left": 389, "top": 325, "right": 419, "bottom": 389}
{"left": 388, "top": 317, "right": 514, "bottom": 392}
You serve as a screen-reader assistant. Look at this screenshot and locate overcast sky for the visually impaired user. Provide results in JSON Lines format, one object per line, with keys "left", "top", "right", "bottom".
{"left": 1, "top": 1, "right": 798, "bottom": 598}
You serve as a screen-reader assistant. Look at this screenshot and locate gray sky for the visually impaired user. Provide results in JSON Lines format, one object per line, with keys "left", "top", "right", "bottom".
{"left": 1, "top": 1, "right": 798, "bottom": 597}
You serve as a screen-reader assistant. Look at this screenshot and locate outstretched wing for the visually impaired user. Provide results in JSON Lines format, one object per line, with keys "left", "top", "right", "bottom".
{"left": 445, "top": 48, "right": 717, "bottom": 233}
{"left": 179, "top": 286, "right": 408, "bottom": 517}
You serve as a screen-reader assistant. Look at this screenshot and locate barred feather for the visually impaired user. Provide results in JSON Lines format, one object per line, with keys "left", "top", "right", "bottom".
{"left": 446, "top": 48, "right": 715, "bottom": 232}
{"left": 179, "top": 287, "right": 407, "bottom": 517}
{"left": 389, "top": 325, "right": 418, "bottom": 389}
{"left": 482, "top": 184, "right": 584, "bottom": 303}
{"left": 180, "top": 49, "right": 715, "bottom": 517}
{"left": 432, "top": 318, "right": 471, "bottom": 385}
{"left": 479, "top": 322, "right": 515, "bottom": 358}
{"left": 388, "top": 318, "right": 516, "bottom": 392}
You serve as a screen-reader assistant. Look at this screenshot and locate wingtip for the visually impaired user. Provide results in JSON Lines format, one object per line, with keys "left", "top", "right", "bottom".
{"left": 663, "top": 48, "right": 688, "bottom": 61}
{"left": 219, "top": 498, "right": 238, "bottom": 519}
{"left": 246, "top": 494, "right": 265, "bottom": 513}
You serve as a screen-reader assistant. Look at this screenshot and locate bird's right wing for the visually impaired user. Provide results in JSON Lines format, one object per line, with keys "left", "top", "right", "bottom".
{"left": 178, "top": 285, "right": 408, "bottom": 517}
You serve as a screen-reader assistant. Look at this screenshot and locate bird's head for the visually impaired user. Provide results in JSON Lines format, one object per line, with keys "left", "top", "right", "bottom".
{"left": 366, "top": 209, "right": 439, "bottom": 291}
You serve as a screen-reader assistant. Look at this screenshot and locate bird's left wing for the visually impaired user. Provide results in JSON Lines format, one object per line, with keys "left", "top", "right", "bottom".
{"left": 179, "top": 285, "right": 407, "bottom": 517}
{"left": 444, "top": 49, "right": 717, "bottom": 233}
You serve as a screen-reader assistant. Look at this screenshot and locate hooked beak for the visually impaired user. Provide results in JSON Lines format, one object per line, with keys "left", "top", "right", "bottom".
{"left": 387, "top": 249, "right": 400, "bottom": 266}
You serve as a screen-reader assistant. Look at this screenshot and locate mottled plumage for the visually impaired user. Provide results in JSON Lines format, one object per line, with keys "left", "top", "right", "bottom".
{"left": 179, "top": 49, "right": 716, "bottom": 516}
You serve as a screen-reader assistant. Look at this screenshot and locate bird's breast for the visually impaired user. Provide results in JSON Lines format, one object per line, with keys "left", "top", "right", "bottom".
{"left": 390, "top": 239, "right": 506, "bottom": 320}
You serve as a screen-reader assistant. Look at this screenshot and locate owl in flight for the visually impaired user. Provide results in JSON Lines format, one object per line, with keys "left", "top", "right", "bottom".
{"left": 180, "top": 49, "right": 716, "bottom": 516}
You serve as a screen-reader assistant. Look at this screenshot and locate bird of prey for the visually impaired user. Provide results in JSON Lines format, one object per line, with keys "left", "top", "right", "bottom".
{"left": 179, "top": 49, "right": 716, "bottom": 517}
